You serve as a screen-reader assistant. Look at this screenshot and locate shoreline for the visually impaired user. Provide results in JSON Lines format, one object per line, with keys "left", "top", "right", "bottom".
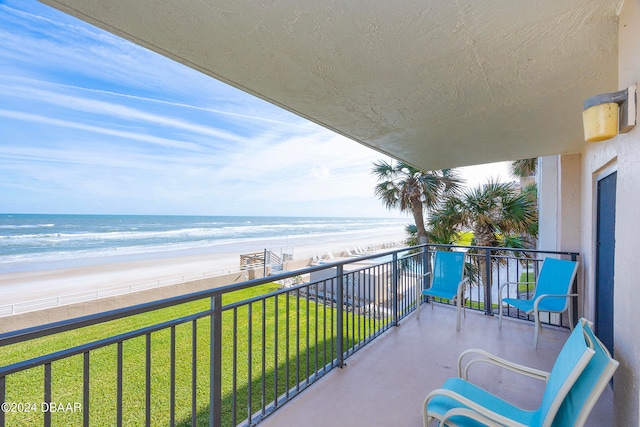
{"left": 1, "top": 227, "right": 406, "bottom": 273}
{"left": 0, "top": 228, "right": 407, "bottom": 307}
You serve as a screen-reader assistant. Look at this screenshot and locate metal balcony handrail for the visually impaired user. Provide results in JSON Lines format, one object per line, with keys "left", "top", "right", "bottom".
{"left": 0, "top": 244, "right": 580, "bottom": 427}
{"left": 0, "top": 246, "right": 417, "bottom": 346}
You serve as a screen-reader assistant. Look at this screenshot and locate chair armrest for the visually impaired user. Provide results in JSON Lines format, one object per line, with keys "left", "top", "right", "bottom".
{"left": 457, "top": 277, "right": 470, "bottom": 292}
{"left": 533, "top": 293, "right": 578, "bottom": 312}
{"left": 419, "top": 271, "right": 432, "bottom": 290}
{"left": 457, "top": 349, "right": 550, "bottom": 382}
{"left": 417, "top": 272, "right": 431, "bottom": 297}
{"left": 455, "top": 277, "right": 471, "bottom": 305}
{"left": 424, "top": 388, "right": 522, "bottom": 427}
{"left": 498, "top": 281, "right": 519, "bottom": 304}
{"left": 439, "top": 407, "right": 504, "bottom": 427}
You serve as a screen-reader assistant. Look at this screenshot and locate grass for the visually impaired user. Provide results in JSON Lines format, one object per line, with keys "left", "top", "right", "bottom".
{"left": 1, "top": 283, "right": 377, "bottom": 426}
{"left": 466, "top": 300, "right": 499, "bottom": 310}
{"left": 518, "top": 272, "right": 536, "bottom": 293}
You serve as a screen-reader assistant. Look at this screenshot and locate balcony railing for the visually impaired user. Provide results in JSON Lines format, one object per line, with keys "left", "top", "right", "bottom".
{"left": 0, "top": 244, "right": 578, "bottom": 427}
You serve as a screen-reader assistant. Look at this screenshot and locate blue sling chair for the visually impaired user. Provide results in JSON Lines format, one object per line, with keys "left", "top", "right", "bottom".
{"left": 416, "top": 250, "right": 469, "bottom": 331}
{"left": 498, "top": 258, "right": 579, "bottom": 348}
{"left": 422, "top": 318, "right": 618, "bottom": 427}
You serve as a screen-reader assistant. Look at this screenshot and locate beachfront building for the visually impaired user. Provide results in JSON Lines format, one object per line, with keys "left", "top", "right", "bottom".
{"left": 9, "top": 1, "right": 639, "bottom": 425}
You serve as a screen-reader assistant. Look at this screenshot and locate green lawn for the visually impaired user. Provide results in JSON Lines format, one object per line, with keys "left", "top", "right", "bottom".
{"left": 1, "top": 284, "right": 376, "bottom": 426}
{"left": 518, "top": 271, "right": 536, "bottom": 293}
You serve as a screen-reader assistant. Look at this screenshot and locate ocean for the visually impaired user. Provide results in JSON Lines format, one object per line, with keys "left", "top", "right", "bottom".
{"left": 0, "top": 214, "right": 407, "bottom": 273}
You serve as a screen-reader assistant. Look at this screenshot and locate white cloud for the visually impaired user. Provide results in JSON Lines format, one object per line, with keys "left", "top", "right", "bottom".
{"left": 458, "top": 161, "right": 513, "bottom": 188}
{"left": 0, "top": 109, "right": 206, "bottom": 151}
{"left": 311, "top": 165, "right": 332, "bottom": 181}
{"left": 0, "top": 2, "right": 503, "bottom": 218}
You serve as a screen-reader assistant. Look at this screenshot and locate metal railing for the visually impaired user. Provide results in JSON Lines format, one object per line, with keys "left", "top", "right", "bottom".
{"left": 0, "top": 244, "right": 578, "bottom": 426}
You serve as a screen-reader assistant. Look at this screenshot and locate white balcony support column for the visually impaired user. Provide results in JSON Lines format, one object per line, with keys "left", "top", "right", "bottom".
{"left": 537, "top": 155, "right": 560, "bottom": 252}
{"left": 537, "top": 154, "right": 582, "bottom": 254}
{"left": 558, "top": 154, "right": 582, "bottom": 253}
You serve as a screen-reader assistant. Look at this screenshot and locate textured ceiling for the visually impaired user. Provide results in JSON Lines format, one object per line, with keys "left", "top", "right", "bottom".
{"left": 41, "top": 0, "right": 621, "bottom": 171}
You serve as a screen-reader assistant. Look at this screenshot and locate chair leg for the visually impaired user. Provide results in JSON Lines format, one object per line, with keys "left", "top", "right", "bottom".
{"left": 423, "top": 410, "right": 433, "bottom": 427}
{"left": 533, "top": 312, "right": 541, "bottom": 349}
{"left": 498, "top": 302, "right": 503, "bottom": 329}
{"left": 456, "top": 298, "right": 461, "bottom": 332}
{"left": 568, "top": 302, "right": 574, "bottom": 331}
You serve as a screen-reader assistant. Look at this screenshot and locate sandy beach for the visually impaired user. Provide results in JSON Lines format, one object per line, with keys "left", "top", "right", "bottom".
{"left": 0, "top": 228, "right": 406, "bottom": 310}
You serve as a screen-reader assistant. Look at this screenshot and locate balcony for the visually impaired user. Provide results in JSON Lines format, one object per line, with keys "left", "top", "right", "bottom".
{"left": 0, "top": 245, "right": 613, "bottom": 426}
{"left": 258, "top": 307, "right": 613, "bottom": 427}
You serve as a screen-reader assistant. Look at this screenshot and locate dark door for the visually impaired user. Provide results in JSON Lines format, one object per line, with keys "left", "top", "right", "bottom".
{"left": 595, "top": 171, "right": 616, "bottom": 356}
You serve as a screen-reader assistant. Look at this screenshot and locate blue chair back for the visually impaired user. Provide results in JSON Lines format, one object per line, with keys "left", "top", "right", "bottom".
{"left": 533, "top": 258, "right": 579, "bottom": 312}
{"left": 431, "top": 251, "right": 465, "bottom": 292}
{"left": 551, "top": 320, "right": 619, "bottom": 426}
{"left": 538, "top": 320, "right": 595, "bottom": 426}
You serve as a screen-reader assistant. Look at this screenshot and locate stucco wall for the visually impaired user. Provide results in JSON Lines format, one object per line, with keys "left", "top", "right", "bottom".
{"left": 558, "top": 154, "right": 582, "bottom": 253}
{"left": 537, "top": 154, "right": 581, "bottom": 254}
{"left": 579, "top": 1, "right": 640, "bottom": 424}
{"left": 614, "top": 2, "right": 640, "bottom": 423}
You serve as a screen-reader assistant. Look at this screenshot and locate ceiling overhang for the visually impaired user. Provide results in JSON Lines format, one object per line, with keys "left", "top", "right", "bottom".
{"left": 40, "top": 0, "right": 621, "bottom": 171}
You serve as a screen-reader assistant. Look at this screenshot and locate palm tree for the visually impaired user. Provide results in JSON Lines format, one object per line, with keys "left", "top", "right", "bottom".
{"left": 429, "top": 180, "right": 538, "bottom": 248}
{"left": 428, "top": 180, "right": 538, "bottom": 293}
{"left": 372, "top": 160, "right": 462, "bottom": 244}
{"left": 509, "top": 157, "right": 539, "bottom": 247}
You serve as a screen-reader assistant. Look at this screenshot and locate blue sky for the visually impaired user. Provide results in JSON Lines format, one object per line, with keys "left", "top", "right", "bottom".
{"left": 0, "top": 1, "right": 509, "bottom": 217}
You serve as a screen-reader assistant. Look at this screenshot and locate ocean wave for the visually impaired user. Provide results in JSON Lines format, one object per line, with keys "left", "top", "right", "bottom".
{"left": 1, "top": 219, "right": 404, "bottom": 242}
{"left": 0, "top": 228, "right": 404, "bottom": 266}
{"left": 0, "top": 223, "right": 55, "bottom": 229}
{"left": 0, "top": 214, "right": 408, "bottom": 266}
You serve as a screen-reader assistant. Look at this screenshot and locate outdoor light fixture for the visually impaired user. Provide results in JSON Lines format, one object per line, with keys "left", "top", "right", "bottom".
{"left": 582, "top": 84, "right": 637, "bottom": 142}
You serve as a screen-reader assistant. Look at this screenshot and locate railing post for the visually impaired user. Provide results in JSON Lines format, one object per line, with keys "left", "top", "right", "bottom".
{"left": 0, "top": 376, "right": 5, "bottom": 427}
{"left": 263, "top": 249, "right": 268, "bottom": 278}
{"left": 392, "top": 252, "right": 399, "bottom": 326}
{"left": 44, "top": 363, "right": 51, "bottom": 427}
{"left": 209, "top": 295, "right": 222, "bottom": 427}
{"left": 484, "top": 248, "right": 493, "bottom": 315}
{"left": 336, "top": 265, "right": 344, "bottom": 368}
{"left": 422, "top": 244, "right": 430, "bottom": 303}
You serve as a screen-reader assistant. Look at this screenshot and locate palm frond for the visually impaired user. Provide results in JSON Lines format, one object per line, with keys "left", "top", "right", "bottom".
{"left": 509, "top": 158, "right": 538, "bottom": 178}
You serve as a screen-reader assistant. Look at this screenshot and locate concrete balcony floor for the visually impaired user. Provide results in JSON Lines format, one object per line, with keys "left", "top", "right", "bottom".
{"left": 260, "top": 305, "right": 613, "bottom": 427}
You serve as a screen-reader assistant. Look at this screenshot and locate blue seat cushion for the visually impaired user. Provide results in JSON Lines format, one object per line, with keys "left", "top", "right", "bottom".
{"left": 502, "top": 297, "right": 534, "bottom": 313}
{"left": 503, "top": 296, "right": 568, "bottom": 314}
{"left": 427, "top": 377, "right": 538, "bottom": 426}
{"left": 423, "top": 288, "right": 457, "bottom": 300}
